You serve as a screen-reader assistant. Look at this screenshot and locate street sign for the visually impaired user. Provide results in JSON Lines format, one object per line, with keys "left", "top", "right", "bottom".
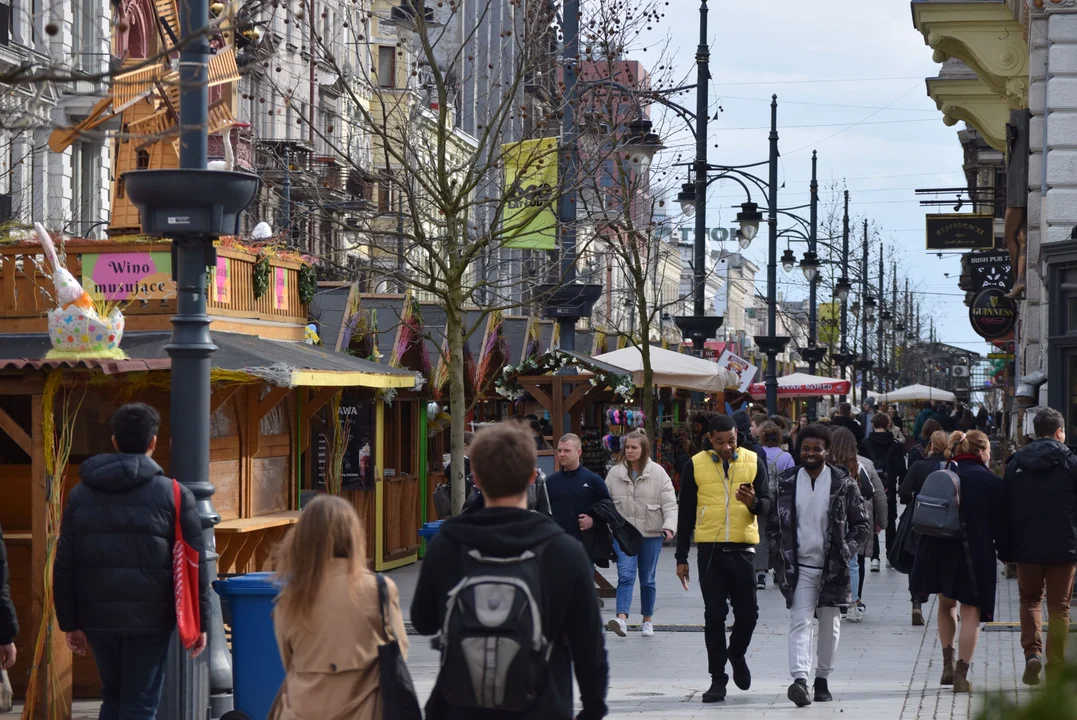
{"left": 926, "top": 214, "right": 995, "bottom": 250}
{"left": 987, "top": 352, "right": 1015, "bottom": 360}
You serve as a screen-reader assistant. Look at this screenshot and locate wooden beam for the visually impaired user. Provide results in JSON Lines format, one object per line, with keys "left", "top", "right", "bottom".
{"left": 0, "top": 405, "right": 31, "bottom": 456}
{"left": 0, "top": 377, "right": 44, "bottom": 395}
{"left": 526, "top": 383, "right": 553, "bottom": 412}
{"left": 300, "top": 387, "right": 339, "bottom": 452}
{"left": 210, "top": 384, "right": 242, "bottom": 416}
{"left": 563, "top": 382, "right": 593, "bottom": 416}
{"left": 242, "top": 386, "right": 260, "bottom": 518}
{"left": 256, "top": 386, "right": 289, "bottom": 420}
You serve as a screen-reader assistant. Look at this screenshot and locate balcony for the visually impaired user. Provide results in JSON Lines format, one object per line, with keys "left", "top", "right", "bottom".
{"left": 0, "top": 237, "right": 309, "bottom": 340}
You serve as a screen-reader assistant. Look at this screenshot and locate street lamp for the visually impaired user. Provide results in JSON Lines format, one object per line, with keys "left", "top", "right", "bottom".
{"left": 624, "top": 118, "right": 665, "bottom": 174}
{"left": 677, "top": 183, "right": 696, "bottom": 215}
{"left": 799, "top": 250, "right": 820, "bottom": 283}
{"left": 863, "top": 295, "right": 876, "bottom": 324}
{"left": 736, "top": 201, "right": 762, "bottom": 242}
{"left": 781, "top": 248, "right": 796, "bottom": 273}
{"left": 835, "top": 276, "right": 852, "bottom": 302}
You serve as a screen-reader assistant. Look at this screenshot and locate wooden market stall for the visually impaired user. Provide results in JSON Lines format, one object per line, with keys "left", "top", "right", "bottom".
{"left": 0, "top": 237, "right": 419, "bottom": 714}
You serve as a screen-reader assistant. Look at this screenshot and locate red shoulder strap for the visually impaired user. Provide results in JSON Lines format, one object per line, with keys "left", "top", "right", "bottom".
{"left": 172, "top": 480, "right": 183, "bottom": 538}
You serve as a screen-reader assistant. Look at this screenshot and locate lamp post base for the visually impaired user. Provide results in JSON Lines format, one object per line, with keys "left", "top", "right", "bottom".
{"left": 538, "top": 283, "right": 603, "bottom": 354}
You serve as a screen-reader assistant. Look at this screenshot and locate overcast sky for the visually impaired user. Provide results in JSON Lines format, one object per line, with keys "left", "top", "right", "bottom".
{"left": 641, "top": 0, "right": 989, "bottom": 356}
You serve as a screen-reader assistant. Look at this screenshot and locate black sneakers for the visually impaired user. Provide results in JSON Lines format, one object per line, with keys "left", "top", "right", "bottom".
{"left": 701, "top": 677, "right": 726, "bottom": 703}
{"left": 788, "top": 678, "right": 811, "bottom": 707}
{"left": 813, "top": 677, "right": 832, "bottom": 702}
{"left": 730, "top": 655, "right": 751, "bottom": 690}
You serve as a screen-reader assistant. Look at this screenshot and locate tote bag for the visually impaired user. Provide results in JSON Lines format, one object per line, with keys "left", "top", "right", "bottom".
{"left": 376, "top": 574, "right": 422, "bottom": 720}
{"left": 172, "top": 480, "right": 201, "bottom": 649}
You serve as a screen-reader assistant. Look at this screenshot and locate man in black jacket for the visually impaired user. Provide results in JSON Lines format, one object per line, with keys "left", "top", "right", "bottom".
{"left": 1002, "top": 407, "right": 1077, "bottom": 686}
{"left": 859, "top": 412, "right": 906, "bottom": 570}
{"left": 412, "top": 421, "right": 608, "bottom": 720}
{"left": 53, "top": 403, "right": 210, "bottom": 719}
{"left": 832, "top": 402, "right": 863, "bottom": 441}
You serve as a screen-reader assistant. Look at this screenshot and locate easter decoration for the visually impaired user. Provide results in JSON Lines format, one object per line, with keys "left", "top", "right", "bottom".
{"left": 37, "top": 222, "right": 127, "bottom": 359}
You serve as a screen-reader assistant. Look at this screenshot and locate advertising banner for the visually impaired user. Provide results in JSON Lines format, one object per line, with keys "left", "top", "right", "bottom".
{"left": 926, "top": 214, "right": 995, "bottom": 250}
{"left": 716, "top": 349, "right": 757, "bottom": 392}
{"left": 502, "top": 138, "right": 558, "bottom": 250}
{"left": 82, "top": 252, "right": 176, "bottom": 302}
{"left": 819, "top": 301, "right": 840, "bottom": 345}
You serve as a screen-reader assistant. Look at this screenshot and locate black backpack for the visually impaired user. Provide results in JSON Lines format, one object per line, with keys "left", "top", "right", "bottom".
{"left": 435, "top": 539, "right": 554, "bottom": 711}
{"left": 912, "top": 463, "right": 962, "bottom": 539}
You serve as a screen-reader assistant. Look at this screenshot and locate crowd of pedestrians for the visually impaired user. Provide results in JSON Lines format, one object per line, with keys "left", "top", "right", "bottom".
{"left": 0, "top": 396, "right": 1063, "bottom": 719}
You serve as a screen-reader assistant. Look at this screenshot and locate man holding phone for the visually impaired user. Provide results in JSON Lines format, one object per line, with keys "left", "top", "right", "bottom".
{"left": 675, "top": 415, "right": 771, "bottom": 703}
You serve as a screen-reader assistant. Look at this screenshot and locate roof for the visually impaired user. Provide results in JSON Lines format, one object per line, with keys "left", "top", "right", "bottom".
{"left": 0, "top": 331, "right": 418, "bottom": 389}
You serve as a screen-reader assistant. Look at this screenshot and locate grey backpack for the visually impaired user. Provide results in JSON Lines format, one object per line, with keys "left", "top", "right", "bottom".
{"left": 912, "top": 462, "right": 963, "bottom": 539}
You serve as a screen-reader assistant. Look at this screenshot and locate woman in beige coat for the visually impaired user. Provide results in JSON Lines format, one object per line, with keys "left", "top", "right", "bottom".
{"left": 604, "top": 430, "right": 678, "bottom": 638}
{"left": 271, "top": 495, "right": 408, "bottom": 720}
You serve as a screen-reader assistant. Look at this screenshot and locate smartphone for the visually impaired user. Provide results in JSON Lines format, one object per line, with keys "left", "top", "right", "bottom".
{"left": 739, "top": 483, "right": 751, "bottom": 490}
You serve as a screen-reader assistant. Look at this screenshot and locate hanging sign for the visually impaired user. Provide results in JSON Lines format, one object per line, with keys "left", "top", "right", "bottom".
{"left": 968, "top": 250, "right": 1013, "bottom": 291}
{"left": 502, "top": 138, "right": 558, "bottom": 250}
{"left": 716, "top": 349, "right": 757, "bottom": 392}
{"left": 819, "top": 302, "right": 840, "bottom": 345}
{"left": 969, "top": 286, "right": 1017, "bottom": 340}
{"left": 925, "top": 214, "right": 995, "bottom": 250}
{"left": 273, "top": 266, "right": 289, "bottom": 311}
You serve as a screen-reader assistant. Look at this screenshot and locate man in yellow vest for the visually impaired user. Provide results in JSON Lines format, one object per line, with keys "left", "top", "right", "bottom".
{"left": 675, "top": 414, "right": 771, "bottom": 703}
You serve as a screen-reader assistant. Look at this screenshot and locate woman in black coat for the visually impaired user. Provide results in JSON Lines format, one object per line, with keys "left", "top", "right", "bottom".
{"left": 899, "top": 430, "right": 949, "bottom": 505}
{"left": 910, "top": 430, "right": 1003, "bottom": 694}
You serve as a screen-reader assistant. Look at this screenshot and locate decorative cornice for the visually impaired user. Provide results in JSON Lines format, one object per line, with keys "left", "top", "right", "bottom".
{"left": 913, "top": 2, "right": 1029, "bottom": 107}
{"left": 1033, "top": 0, "right": 1077, "bottom": 11}
{"left": 927, "top": 75, "right": 1010, "bottom": 152}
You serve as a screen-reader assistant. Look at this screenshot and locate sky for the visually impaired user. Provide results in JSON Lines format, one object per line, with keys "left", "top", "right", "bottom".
{"left": 638, "top": 0, "right": 990, "bottom": 356}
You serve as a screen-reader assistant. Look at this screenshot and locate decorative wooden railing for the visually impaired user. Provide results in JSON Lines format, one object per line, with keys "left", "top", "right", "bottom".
{"left": 0, "top": 239, "right": 308, "bottom": 334}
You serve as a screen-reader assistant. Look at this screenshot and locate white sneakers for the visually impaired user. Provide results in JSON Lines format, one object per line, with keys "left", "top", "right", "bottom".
{"left": 845, "top": 605, "right": 862, "bottom": 623}
{"left": 870, "top": 559, "right": 881, "bottom": 572}
{"left": 606, "top": 618, "right": 656, "bottom": 637}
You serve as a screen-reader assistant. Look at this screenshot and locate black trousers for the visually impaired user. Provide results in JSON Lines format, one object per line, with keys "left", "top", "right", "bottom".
{"left": 884, "top": 488, "right": 898, "bottom": 557}
{"left": 697, "top": 545, "right": 758, "bottom": 682}
{"left": 858, "top": 554, "right": 866, "bottom": 599}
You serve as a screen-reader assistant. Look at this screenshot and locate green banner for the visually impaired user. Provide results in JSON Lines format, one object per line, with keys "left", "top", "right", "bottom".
{"left": 502, "top": 138, "right": 558, "bottom": 250}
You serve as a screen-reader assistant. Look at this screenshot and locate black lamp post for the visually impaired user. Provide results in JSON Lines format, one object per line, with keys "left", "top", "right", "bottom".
{"left": 857, "top": 218, "right": 875, "bottom": 400}
{"left": 122, "top": 0, "right": 260, "bottom": 714}
{"left": 832, "top": 190, "right": 856, "bottom": 403}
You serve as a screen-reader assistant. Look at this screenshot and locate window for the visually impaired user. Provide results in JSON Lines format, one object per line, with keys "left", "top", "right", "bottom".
{"left": 378, "top": 46, "right": 396, "bottom": 88}
{"left": 0, "top": 3, "right": 10, "bottom": 46}
{"left": 70, "top": 142, "right": 99, "bottom": 236}
{"left": 377, "top": 172, "right": 393, "bottom": 213}
{"left": 136, "top": 149, "right": 150, "bottom": 168}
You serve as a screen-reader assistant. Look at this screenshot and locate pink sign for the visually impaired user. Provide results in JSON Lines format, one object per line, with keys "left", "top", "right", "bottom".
{"left": 214, "top": 256, "right": 230, "bottom": 304}
{"left": 273, "top": 266, "right": 288, "bottom": 311}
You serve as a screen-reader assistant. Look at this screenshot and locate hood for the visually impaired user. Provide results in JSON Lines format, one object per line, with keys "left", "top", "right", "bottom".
{"left": 732, "top": 409, "right": 752, "bottom": 435}
{"left": 439, "top": 507, "right": 564, "bottom": 555}
{"left": 1015, "top": 438, "right": 1072, "bottom": 473}
{"left": 79, "top": 453, "right": 166, "bottom": 493}
{"left": 864, "top": 431, "right": 895, "bottom": 452}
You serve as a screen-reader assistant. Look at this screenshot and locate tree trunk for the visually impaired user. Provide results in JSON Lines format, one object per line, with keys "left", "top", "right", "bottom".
{"left": 639, "top": 332, "right": 656, "bottom": 446}
{"left": 445, "top": 289, "right": 468, "bottom": 515}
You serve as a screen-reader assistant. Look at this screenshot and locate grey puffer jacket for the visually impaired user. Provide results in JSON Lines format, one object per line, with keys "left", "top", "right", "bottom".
{"left": 766, "top": 464, "right": 871, "bottom": 609}
{"left": 856, "top": 456, "right": 888, "bottom": 554}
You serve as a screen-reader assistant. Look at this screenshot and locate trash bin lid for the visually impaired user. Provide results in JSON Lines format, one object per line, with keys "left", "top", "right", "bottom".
{"left": 214, "top": 572, "right": 281, "bottom": 596}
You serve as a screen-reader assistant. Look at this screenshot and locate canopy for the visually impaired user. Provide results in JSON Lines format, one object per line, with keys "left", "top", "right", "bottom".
{"left": 748, "top": 372, "right": 851, "bottom": 398}
{"left": 591, "top": 345, "right": 737, "bottom": 393}
{"left": 872, "top": 384, "right": 956, "bottom": 404}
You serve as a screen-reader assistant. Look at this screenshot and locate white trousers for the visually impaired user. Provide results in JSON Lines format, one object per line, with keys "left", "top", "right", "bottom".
{"left": 788, "top": 566, "right": 841, "bottom": 680}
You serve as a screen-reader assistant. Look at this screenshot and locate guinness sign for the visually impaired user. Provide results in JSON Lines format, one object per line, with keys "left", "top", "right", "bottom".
{"left": 969, "top": 287, "right": 1017, "bottom": 340}
{"left": 926, "top": 214, "right": 995, "bottom": 250}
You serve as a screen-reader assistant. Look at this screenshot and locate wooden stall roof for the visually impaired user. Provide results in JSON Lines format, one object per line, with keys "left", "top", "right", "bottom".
{"left": 0, "top": 331, "right": 419, "bottom": 388}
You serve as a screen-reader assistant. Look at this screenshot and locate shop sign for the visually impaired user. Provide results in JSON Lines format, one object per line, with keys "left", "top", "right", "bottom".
{"left": 316, "top": 391, "right": 375, "bottom": 490}
{"left": 987, "top": 352, "right": 1015, "bottom": 360}
{"left": 969, "top": 287, "right": 1017, "bottom": 340}
{"left": 925, "top": 214, "right": 995, "bottom": 250}
{"left": 968, "top": 250, "right": 1013, "bottom": 291}
{"left": 82, "top": 251, "right": 176, "bottom": 301}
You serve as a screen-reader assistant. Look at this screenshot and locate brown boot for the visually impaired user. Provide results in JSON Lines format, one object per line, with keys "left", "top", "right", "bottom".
{"left": 953, "top": 660, "right": 972, "bottom": 693}
{"left": 912, "top": 601, "right": 925, "bottom": 627}
{"left": 940, "top": 647, "right": 955, "bottom": 685}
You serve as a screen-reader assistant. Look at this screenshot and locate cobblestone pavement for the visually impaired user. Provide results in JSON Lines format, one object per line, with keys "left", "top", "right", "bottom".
{"left": 14, "top": 539, "right": 1039, "bottom": 719}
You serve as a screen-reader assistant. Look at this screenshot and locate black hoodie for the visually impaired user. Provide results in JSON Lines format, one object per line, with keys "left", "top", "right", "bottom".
{"left": 53, "top": 453, "right": 211, "bottom": 635}
{"left": 411, "top": 507, "right": 608, "bottom": 720}
{"left": 859, "top": 431, "right": 906, "bottom": 491}
{"left": 1001, "top": 438, "right": 1077, "bottom": 564}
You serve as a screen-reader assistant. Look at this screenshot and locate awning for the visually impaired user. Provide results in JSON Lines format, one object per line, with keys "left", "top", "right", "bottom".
{"left": 871, "top": 384, "right": 956, "bottom": 404}
{"left": 591, "top": 345, "right": 737, "bottom": 393}
{"left": 748, "top": 372, "right": 851, "bottom": 398}
{"left": 0, "top": 331, "right": 420, "bottom": 389}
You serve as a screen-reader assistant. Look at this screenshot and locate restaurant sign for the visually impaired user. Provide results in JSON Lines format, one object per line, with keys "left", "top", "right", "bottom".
{"left": 969, "top": 286, "right": 1017, "bottom": 340}
{"left": 925, "top": 214, "right": 995, "bottom": 250}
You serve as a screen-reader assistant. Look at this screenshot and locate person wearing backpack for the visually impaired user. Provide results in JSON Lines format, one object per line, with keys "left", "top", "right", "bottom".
{"left": 604, "top": 430, "right": 677, "bottom": 638}
{"left": 411, "top": 421, "right": 608, "bottom": 720}
{"left": 756, "top": 422, "right": 794, "bottom": 590}
{"left": 898, "top": 430, "right": 950, "bottom": 626}
{"left": 860, "top": 412, "right": 907, "bottom": 571}
{"left": 999, "top": 407, "right": 1077, "bottom": 686}
{"left": 910, "top": 430, "right": 1004, "bottom": 694}
{"left": 766, "top": 423, "right": 871, "bottom": 707}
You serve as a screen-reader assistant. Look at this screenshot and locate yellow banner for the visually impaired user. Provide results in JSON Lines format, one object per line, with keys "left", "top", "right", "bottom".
{"left": 502, "top": 138, "right": 558, "bottom": 250}
{"left": 819, "top": 301, "right": 840, "bottom": 345}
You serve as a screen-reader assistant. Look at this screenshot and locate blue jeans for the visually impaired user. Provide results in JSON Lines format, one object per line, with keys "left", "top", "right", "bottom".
{"left": 614, "top": 536, "right": 664, "bottom": 617}
{"left": 849, "top": 552, "right": 860, "bottom": 604}
{"left": 85, "top": 631, "right": 172, "bottom": 720}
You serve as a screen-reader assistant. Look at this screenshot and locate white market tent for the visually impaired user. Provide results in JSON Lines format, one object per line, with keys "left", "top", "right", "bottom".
{"left": 591, "top": 345, "right": 737, "bottom": 393}
{"left": 872, "top": 383, "right": 956, "bottom": 404}
{"left": 747, "top": 372, "right": 851, "bottom": 398}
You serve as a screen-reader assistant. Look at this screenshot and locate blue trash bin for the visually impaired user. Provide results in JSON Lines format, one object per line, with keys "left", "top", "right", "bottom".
{"left": 215, "top": 573, "right": 284, "bottom": 720}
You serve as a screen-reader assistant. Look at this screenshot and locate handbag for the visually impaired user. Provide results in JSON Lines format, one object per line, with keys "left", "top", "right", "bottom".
{"left": 172, "top": 480, "right": 201, "bottom": 649}
{"left": 887, "top": 503, "right": 917, "bottom": 574}
{"left": 376, "top": 574, "right": 422, "bottom": 720}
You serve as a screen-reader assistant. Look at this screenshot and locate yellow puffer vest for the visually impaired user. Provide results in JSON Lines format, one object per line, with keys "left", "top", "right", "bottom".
{"left": 691, "top": 448, "right": 760, "bottom": 544}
